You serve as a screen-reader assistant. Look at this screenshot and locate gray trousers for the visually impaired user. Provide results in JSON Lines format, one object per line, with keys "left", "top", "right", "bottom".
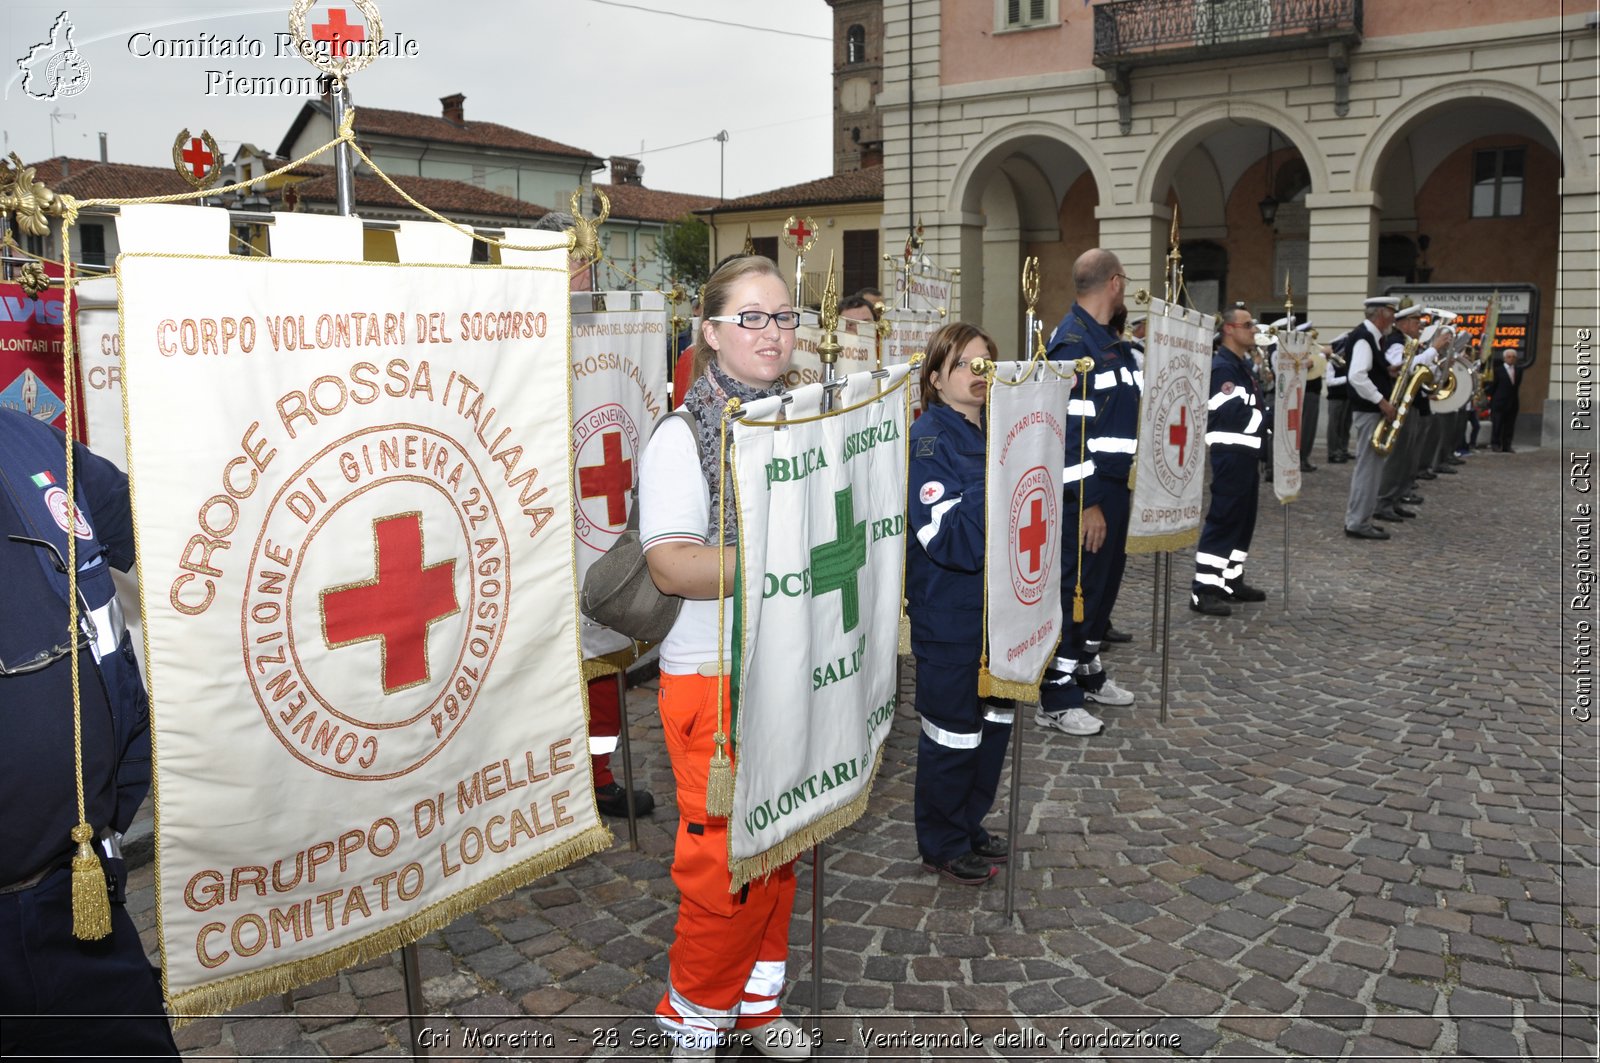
{"left": 1300, "top": 390, "right": 1322, "bottom": 464}
{"left": 1326, "top": 396, "right": 1351, "bottom": 457}
{"left": 1377, "top": 414, "right": 1419, "bottom": 508}
{"left": 1346, "top": 411, "right": 1386, "bottom": 531}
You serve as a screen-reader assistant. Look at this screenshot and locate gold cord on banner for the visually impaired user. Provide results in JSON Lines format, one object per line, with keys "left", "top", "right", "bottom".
{"left": 705, "top": 399, "right": 739, "bottom": 819}
{"left": 54, "top": 206, "right": 110, "bottom": 940}
{"left": 1072, "top": 366, "right": 1089, "bottom": 624}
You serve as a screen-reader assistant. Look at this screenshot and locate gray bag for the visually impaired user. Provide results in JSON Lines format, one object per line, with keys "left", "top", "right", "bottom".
{"left": 579, "top": 410, "right": 700, "bottom": 644}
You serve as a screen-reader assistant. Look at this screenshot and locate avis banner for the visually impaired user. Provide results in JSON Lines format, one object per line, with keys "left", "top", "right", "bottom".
{"left": 1128, "top": 300, "right": 1210, "bottom": 553}
{"left": 982, "top": 362, "right": 1069, "bottom": 698}
{"left": 1272, "top": 330, "right": 1311, "bottom": 503}
{"left": 117, "top": 253, "right": 606, "bottom": 1017}
{"left": 725, "top": 368, "right": 911, "bottom": 888}
{"left": 0, "top": 277, "right": 72, "bottom": 432}
{"left": 569, "top": 291, "right": 668, "bottom": 660}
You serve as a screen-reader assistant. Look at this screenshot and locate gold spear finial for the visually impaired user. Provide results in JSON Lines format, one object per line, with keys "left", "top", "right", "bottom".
{"left": 817, "top": 251, "right": 842, "bottom": 366}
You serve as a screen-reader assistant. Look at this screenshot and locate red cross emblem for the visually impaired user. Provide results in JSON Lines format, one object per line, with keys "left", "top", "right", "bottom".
{"left": 786, "top": 218, "right": 814, "bottom": 244}
{"left": 313, "top": 8, "right": 366, "bottom": 56}
{"left": 1018, "top": 497, "right": 1048, "bottom": 575}
{"left": 1286, "top": 388, "right": 1303, "bottom": 449}
{"left": 578, "top": 430, "right": 633, "bottom": 526}
{"left": 181, "top": 137, "right": 214, "bottom": 179}
{"left": 782, "top": 214, "right": 818, "bottom": 253}
{"left": 322, "top": 513, "right": 459, "bottom": 694}
{"left": 1168, "top": 405, "right": 1189, "bottom": 466}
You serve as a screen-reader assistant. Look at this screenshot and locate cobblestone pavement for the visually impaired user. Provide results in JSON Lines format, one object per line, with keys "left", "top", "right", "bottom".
{"left": 128, "top": 446, "right": 1597, "bottom": 1060}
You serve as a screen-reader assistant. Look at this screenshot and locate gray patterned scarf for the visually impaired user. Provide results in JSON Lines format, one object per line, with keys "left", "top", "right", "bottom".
{"left": 681, "top": 360, "right": 786, "bottom": 545}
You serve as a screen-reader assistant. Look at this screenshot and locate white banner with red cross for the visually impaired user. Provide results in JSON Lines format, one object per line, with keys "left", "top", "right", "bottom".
{"left": 1272, "top": 330, "right": 1311, "bottom": 503}
{"left": 569, "top": 291, "right": 668, "bottom": 659}
{"left": 981, "top": 361, "right": 1070, "bottom": 698}
{"left": 117, "top": 250, "right": 606, "bottom": 1017}
{"left": 881, "top": 309, "right": 941, "bottom": 418}
{"left": 724, "top": 367, "right": 912, "bottom": 888}
{"left": 1128, "top": 300, "right": 1211, "bottom": 554}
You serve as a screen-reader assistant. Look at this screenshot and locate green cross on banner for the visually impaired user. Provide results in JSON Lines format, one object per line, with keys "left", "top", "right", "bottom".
{"left": 809, "top": 485, "right": 868, "bottom": 633}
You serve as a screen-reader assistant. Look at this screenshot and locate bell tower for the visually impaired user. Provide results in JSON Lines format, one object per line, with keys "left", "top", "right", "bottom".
{"left": 826, "top": 0, "right": 883, "bottom": 174}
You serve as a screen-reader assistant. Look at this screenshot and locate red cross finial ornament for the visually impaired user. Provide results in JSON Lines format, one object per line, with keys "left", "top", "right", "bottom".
{"left": 313, "top": 7, "right": 366, "bottom": 56}
{"left": 781, "top": 214, "right": 818, "bottom": 254}
{"left": 171, "top": 128, "right": 222, "bottom": 190}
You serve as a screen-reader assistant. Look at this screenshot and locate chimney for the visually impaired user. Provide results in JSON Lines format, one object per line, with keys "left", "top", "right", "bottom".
{"left": 98, "top": 132, "right": 107, "bottom": 163}
{"left": 608, "top": 155, "right": 644, "bottom": 186}
{"left": 440, "top": 93, "right": 466, "bottom": 125}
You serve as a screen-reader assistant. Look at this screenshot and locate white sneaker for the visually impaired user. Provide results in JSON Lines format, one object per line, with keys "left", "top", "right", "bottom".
{"left": 1085, "top": 679, "right": 1134, "bottom": 706}
{"left": 739, "top": 1017, "right": 816, "bottom": 1060}
{"left": 1034, "top": 707, "right": 1104, "bottom": 736}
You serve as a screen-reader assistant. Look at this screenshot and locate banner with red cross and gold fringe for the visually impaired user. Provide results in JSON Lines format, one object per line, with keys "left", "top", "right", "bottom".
{"left": 1128, "top": 299, "right": 1211, "bottom": 553}
{"left": 117, "top": 249, "right": 606, "bottom": 1017}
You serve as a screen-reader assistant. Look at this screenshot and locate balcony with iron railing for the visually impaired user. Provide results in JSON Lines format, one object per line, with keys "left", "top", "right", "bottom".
{"left": 1093, "top": 0, "right": 1363, "bottom": 69}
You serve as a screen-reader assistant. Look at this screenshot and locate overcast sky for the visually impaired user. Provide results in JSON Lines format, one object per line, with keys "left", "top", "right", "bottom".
{"left": 3, "top": 0, "right": 835, "bottom": 200}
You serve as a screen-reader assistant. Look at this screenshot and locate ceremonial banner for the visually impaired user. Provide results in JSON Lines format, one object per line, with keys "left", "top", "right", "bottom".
{"left": 982, "top": 361, "right": 1069, "bottom": 697}
{"left": 570, "top": 291, "right": 668, "bottom": 659}
{"left": 726, "top": 368, "right": 911, "bottom": 887}
{"left": 1272, "top": 331, "right": 1311, "bottom": 502}
{"left": 0, "top": 279, "right": 70, "bottom": 431}
{"left": 893, "top": 265, "right": 953, "bottom": 314}
{"left": 882, "top": 309, "right": 941, "bottom": 416}
{"left": 1128, "top": 300, "right": 1210, "bottom": 553}
{"left": 783, "top": 323, "right": 875, "bottom": 389}
{"left": 118, "top": 253, "right": 605, "bottom": 1015}
{"left": 75, "top": 277, "right": 123, "bottom": 463}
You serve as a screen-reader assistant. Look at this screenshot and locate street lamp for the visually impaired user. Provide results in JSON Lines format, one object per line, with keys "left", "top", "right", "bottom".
{"left": 714, "top": 130, "right": 729, "bottom": 202}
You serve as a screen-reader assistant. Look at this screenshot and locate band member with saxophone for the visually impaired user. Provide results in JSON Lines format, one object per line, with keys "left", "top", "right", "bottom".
{"left": 1343, "top": 296, "right": 1399, "bottom": 540}
{"left": 1374, "top": 303, "right": 1430, "bottom": 523}
{"left": 1190, "top": 305, "right": 1268, "bottom": 616}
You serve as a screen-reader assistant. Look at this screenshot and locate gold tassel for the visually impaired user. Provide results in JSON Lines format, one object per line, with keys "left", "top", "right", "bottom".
{"left": 704, "top": 736, "right": 735, "bottom": 817}
{"left": 898, "top": 612, "right": 912, "bottom": 656}
{"left": 1072, "top": 587, "right": 1085, "bottom": 623}
{"left": 70, "top": 823, "right": 110, "bottom": 941}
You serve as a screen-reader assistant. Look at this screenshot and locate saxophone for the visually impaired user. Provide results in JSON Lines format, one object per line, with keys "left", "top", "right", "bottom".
{"left": 1372, "top": 337, "right": 1432, "bottom": 455}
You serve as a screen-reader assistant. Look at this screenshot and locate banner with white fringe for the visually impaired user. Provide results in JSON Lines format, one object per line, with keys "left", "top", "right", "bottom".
{"left": 1272, "top": 330, "right": 1310, "bottom": 503}
{"left": 1128, "top": 299, "right": 1210, "bottom": 554}
{"left": 724, "top": 368, "right": 910, "bottom": 888}
{"left": 117, "top": 250, "right": 607, "bottom": 1018}
{"left": 981, "top": 361, "right": 1070, "bottom": 699}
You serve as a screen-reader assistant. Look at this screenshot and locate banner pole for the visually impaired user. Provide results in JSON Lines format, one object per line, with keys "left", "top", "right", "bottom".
{"left": 1150, "top": 552, "right": 1161, "bottom": 651}
{"left": 1003, "top": 705, "right": 1024, "bottom": 922}
{"left": 1159, "top": 552, "right": 1172, "bottom": 725}
{"left": 614, "top": 667, "right": 640, "bottom": 851}
{"left": 1282, "top": 493, "right": 1289, "bottom": 611}
{"left": 401, "top": 936, "right": 428, "bottom": 1057}
{"left": 329, "top": 80, "right": 356, "bottom": 219}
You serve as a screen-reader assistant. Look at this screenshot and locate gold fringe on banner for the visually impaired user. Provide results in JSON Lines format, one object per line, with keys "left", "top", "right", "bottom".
{"left": 1127, "top": 528, "right": 1200, "bottom": 555}
{"left": 977, "top": 668, "right": 1041, "bottom": 703}
{"left": 897, "top": 613, "right": 912, "bottom": 656}
{"left": 165, "top": 824, "right": 610, "bottom": 1025}
{"left": 726, "top": 745, "right": 885, "bottom": 893}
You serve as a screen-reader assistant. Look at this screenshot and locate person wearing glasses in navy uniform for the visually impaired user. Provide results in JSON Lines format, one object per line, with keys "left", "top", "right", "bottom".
{"left": 0, "top": 408, "right": 178, "bottom": 1058}
{"left": 1039, "top": 248, "right": 1139, "bottom": 733}
{"left": 904, "top": 322, "right": 1013, "bottom": 887}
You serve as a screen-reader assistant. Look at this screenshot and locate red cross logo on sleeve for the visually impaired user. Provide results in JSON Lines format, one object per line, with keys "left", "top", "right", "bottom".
{"left": 313, "top": 8, "right": 366, "bottom": 56}
{"left": 1018, "top": 497, "right": 1048, "bottom": 576}
{"left": 1167, "top": 405, "right": 1189, "bottom": 466}
{"left": 181, "top": 138, "right": 214, "bottom": 179}
{"left": 322, "top": 513, "right": 459, "bottom": 694}
{"left": 578, "top": 430, "right": 634, "bottom": 526}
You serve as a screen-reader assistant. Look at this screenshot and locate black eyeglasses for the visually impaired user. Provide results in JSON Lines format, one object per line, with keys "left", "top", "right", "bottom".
{"left": 707, "top": 311, "right": 801, "bottom": 330}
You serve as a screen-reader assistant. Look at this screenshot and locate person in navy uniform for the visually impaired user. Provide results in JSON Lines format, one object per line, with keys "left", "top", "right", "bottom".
{"left": 0, "top": 409, "right": 178, "bottom": 1057}
{"left": 1190, "top": 306, "right": 1270, "bottom": 617}
{"left": 1038, "top": 248, "right": 1138, "bottom": 731}
{"left": 904, "top": 323, "right": 1011, "bottom": 886}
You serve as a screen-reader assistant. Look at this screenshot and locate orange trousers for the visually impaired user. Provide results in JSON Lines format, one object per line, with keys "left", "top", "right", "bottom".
{"left": 653, "top": 671, "right": 796, "bottom": 1048}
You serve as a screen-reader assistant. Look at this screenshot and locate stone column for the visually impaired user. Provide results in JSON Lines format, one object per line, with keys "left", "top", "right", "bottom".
{"left": 1548, "top": 182, "right": 1598, "bottom": 446}
{"left": 1094, "top": 203, "right": 1170, "bottom": 304}
{"left": 1304, "top": 191, "right": 1380, "bottom": 336}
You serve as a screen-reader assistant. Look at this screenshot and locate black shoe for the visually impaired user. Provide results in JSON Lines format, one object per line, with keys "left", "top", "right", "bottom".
{"left": 972, "top": 834, "right": 1009, "bottom": 865}
{"left": 1417, "top": 470, "right": 1437, "bottom": 480}
{"left": 1400, "top": 493, "right": 1425, "bottom": 505}
{"left": 1503, "top": 447, "right": 1515, "bottom": 453}
{"left": 1434, "top": 465, "right": 1457, "bottom": 475}
{"left": 1104, "top": 626, "right": 1133, "bottom": 644}
{"left": 1189, "top": 591, "right": 1232, "bottom": 617}
{"left": 1345, "top": 525, "right": 1390, "bottom": 540}
{"left": 1299, "top": 460, "right": 1318, "bottom": 472}
{"left": 1445, "top": 456, "right": 1465, "bottom": 465}
{"left": 1231, "top": 583, "right": 1267, "bottom": 603}
{"left": 1373, "top": 509, "right": 1404, "bottom": 522}
{"left": 594, "top": 782, "right": 655, "bottom": 818}
{"left": 923, "top": 852, "right": 998, "bottom": 885}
